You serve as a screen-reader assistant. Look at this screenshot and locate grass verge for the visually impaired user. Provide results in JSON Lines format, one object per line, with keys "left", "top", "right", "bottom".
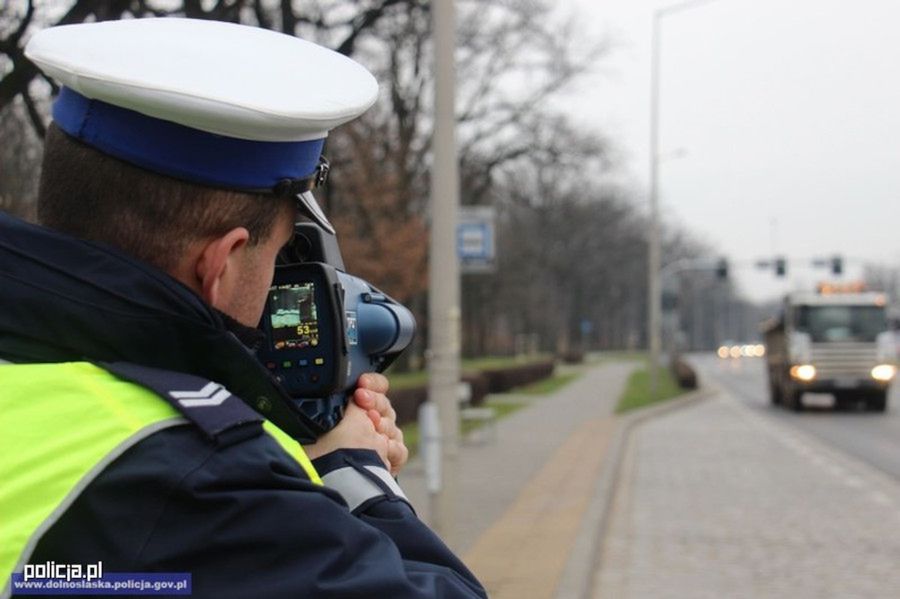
{"left": 615, "top": 364, "right": 683, "bottom": 413}
{"left": 386, "top": 369, "right": 430, "bottom": 391}
{"left": 594, "top": 350, "right": 648, "bottom": 363}
{"left": 460, "top": 354, "right": 552, "bottom": 371}
{"left": 513, "top": 372, "right": 579, "bottom": 395}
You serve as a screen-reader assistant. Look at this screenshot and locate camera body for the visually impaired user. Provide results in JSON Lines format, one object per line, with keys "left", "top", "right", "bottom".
{"left": 256, "top": 223, "right": 415, "bottom": 431}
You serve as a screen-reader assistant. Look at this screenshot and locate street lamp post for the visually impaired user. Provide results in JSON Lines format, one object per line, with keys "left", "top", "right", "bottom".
{"left": 648, "top": 0, "right": 726, "bottom": 396}
{"left": 427, "top": 0, "right": 461, "bottom": 547}
{"left": 648, "top": 9, "right": 663, "bottom": 397}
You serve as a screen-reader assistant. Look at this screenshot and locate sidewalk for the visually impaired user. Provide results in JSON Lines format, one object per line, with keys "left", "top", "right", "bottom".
{"left": 593, "top": 390, "right": 900, "bottom": 599}
{"left": 399, "top": 361, "right": 636, "bottom": 599}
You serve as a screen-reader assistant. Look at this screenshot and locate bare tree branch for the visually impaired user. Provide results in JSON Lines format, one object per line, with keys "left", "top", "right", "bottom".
{"left": 0, "top": 59, "right": 37, "bottom": 112}
{"left": 335, "top": 0, "right": 415, "bottom": 56}
{"left": 21, "top": 86, "right": 45, "bottom": 138}
{"left": 253, "top": 0, "right": 275, "bottom": 30}
{"left": 279, "top": 0, "right": 297, "bottom": 34}
{"left": 7, "top": 0, "right": 35, "bottom": 47}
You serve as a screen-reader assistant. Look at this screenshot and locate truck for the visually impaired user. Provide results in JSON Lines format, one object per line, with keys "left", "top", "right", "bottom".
{"left": 762, "top": 290, "right": 897, "bottom": 411}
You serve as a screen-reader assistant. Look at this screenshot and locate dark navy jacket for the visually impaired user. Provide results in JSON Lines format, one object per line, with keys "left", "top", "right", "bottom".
{"left": 0, "top": 213, "right": 486, "bottom": 598}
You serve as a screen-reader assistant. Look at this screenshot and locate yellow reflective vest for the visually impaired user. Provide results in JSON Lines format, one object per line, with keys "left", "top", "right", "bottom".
{"left": 0, "top": 361, "right": 319, "bottom": 584}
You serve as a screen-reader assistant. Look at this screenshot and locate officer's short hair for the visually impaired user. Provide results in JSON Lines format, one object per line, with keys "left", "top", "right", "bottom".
{"left": 38, "top": 124, "right": 293, "bottom": 273}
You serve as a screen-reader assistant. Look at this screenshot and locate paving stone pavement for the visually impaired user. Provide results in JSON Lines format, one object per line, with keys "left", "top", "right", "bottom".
{"left": 594, "top": 391, "right": 900, "bottom": 599}
{"left": 398, "top": 361, "right": 636, "bottom": 598}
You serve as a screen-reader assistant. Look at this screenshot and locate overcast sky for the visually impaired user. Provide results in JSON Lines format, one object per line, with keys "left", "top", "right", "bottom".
{"left": 557, "top": 0, "right": 900, "bottom": 302}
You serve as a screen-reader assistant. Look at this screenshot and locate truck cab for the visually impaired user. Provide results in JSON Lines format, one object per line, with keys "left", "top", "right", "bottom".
{"left": 763, "top": 290, "right": 897, "bottom": 411}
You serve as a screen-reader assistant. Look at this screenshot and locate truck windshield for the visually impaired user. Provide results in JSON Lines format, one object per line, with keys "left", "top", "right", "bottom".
{"left": 795, "top": 305, "right": 886, "bottom": 342}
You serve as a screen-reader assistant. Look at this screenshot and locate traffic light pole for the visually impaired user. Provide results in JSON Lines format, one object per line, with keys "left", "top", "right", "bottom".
{"left": 657, "top": 257, "right": 730, "bottom": 358}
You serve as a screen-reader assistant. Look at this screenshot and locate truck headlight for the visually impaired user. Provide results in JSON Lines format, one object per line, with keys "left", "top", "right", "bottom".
{"left": 871, "top": 364, "right": 897, "bottom": 382}
{"left": 790, "top": 364, "right": 816, "bottom": 382}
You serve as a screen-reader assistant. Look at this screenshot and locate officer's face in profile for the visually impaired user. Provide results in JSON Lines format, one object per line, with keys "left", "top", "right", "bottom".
{"left": 218, "top": 206, "right": 296, "bottom": 327}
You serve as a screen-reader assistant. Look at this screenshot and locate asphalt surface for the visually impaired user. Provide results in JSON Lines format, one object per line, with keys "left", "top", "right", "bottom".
{"left": 689, "top": 352, "right": 900, "bottom": 482}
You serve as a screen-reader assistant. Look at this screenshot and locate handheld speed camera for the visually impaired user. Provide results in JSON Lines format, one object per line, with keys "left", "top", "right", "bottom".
{"left": 256, "top": 191, "right": 415, "bottom": 433}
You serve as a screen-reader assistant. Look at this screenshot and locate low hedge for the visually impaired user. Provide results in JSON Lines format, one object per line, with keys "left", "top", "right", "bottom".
{"left": 390, "top": 386, "right": 428, "bottom": 426}
{"left": 389, "top": 372, "right": 490, "bottom": 426}
{"left": 670, "top": 355, "right": 697, "bottom": 390}
{"left": 480, "top": 361, "right": 555, "bottom": 393}
{"left": 464, "top": 372, "right": 490, "bottom": 405}
{"left": 559, "top": 350, "right": 584, "bottom": 364}
{"left": 388, "top": 362, "right": 553, "bottom": 426}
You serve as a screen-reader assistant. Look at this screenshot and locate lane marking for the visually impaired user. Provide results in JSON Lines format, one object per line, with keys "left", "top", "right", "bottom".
{"left": 705, "top": 372, "right": 900, "bottom": 511}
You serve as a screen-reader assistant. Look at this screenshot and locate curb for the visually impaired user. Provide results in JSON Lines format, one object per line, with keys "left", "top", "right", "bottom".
{"left": 554, "top": 386, "right": 715, "bottom": 599}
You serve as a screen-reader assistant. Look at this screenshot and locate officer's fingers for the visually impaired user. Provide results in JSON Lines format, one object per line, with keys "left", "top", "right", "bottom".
{"left": 352, "top": 389, "right": 396, "bottom": 425}
{"left": 376, "top": 415, "right": 399, "bottom": 440}
{"left": 352, "top": 387, "right": 376, "bottom": 410}
{"left": 332, "top": 406, "right": 392, "bottom": 470}
{"left": 303, "top": 404, "right": 383, "bottom": 461}
{"left": 381, "top": 423, "right": 406, "bottom": 475}
{"left": 387, "top": 439, "right": 409, "bottom": 477}
{"left": 373, "top": 392, "right": 397, "bottom": 423}
{"left": 357, "top": 416, "right": 391, "bottom": 469}
{"left": 375, "top": 435, "right": 391, "bottom": 471}
{"left": 357, "top": 373, "right": 390, "bottom": 394}
{"left": 386, "top": 417, "right": 402, "bottom": 442}
{"left": 386, "top": 401, "right": 397, "bottom": 424}
{"left": 367, "top": 409, "right": 382, "bottom": 428}
{"left": 358, "top": 389, "right": 397, "bottom": 424}
{"left": 344, "top": 403, "right": 376, "bottom": 433}
{"left": 350, "top": 406, "right": 390, "bottom": 463}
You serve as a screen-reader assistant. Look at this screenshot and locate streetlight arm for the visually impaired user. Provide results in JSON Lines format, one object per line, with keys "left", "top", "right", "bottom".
{"left": 660, "top": 257, "right": 696, "bottom": 285}
{"left": 660, "top": 257, "right": 724, "bottom": 287}
{"left": 657, "top": 0, "right": 725, "bottom": 20}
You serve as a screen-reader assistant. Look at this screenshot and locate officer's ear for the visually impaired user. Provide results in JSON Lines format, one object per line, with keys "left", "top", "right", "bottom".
{"left": 195, "top": 227, "right": 250, "bottom": 309}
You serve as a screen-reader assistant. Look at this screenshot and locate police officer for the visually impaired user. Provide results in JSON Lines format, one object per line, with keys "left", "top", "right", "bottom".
{"left": 0, "top": 18, "right": 486, "bottom": 598}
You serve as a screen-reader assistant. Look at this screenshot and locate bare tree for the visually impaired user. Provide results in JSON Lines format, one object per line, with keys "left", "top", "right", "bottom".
{"left": 0, "top": 98, "right": 41, "bottom": 219}
{"left": 6, "top": 0, "right": 730, "bottom": 359}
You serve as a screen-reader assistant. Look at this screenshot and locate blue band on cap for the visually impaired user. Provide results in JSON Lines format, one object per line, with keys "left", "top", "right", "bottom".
{"left": 52, "top": 87, "right": 325, "bottom": 191}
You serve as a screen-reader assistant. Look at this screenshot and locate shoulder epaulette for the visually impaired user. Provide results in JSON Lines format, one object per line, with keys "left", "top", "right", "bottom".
{"left": 100, "top": 361, "right": 263, "bottom": 445}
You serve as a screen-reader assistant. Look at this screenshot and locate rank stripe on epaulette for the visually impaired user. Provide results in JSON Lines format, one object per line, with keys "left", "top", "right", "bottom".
{"left": 170, "top": 383, "right": 232, "bottom": 407}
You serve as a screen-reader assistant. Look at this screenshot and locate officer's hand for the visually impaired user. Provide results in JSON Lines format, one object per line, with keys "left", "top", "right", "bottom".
{"left": 353, "top": 373, "right": 408, "bottom": 477}
{"left": 303, "top": 402, "right": 390, "bottom": 468}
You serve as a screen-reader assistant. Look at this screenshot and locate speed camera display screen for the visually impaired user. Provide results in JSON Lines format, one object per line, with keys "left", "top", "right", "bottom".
{"left": 268, "top": 283, "right": 320, "bottom": 350}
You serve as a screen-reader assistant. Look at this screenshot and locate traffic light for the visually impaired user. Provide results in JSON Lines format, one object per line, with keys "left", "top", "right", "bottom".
{"left": 831, "top": 255, "right": 843, "bottom": 276}
{"left": 775, "top": 257, "right": 786, "bottom": 277}
{"left": 716, "top": 258, "right": 728, "bottom": 280}
{"left": 662, "top": 290, "right": 679, "bottom": 310}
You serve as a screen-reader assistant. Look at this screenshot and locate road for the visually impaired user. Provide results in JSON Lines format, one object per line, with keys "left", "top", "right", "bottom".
{"left": 690, "top": 352, "right": 900, "bottom": 482}
{"left": 594, "top": 362, "right": 900, "bottom": 599}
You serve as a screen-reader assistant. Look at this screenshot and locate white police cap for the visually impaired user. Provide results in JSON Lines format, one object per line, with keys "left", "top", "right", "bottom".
{"left": 25, "top": 18, "right": 378, "bottom": 200}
